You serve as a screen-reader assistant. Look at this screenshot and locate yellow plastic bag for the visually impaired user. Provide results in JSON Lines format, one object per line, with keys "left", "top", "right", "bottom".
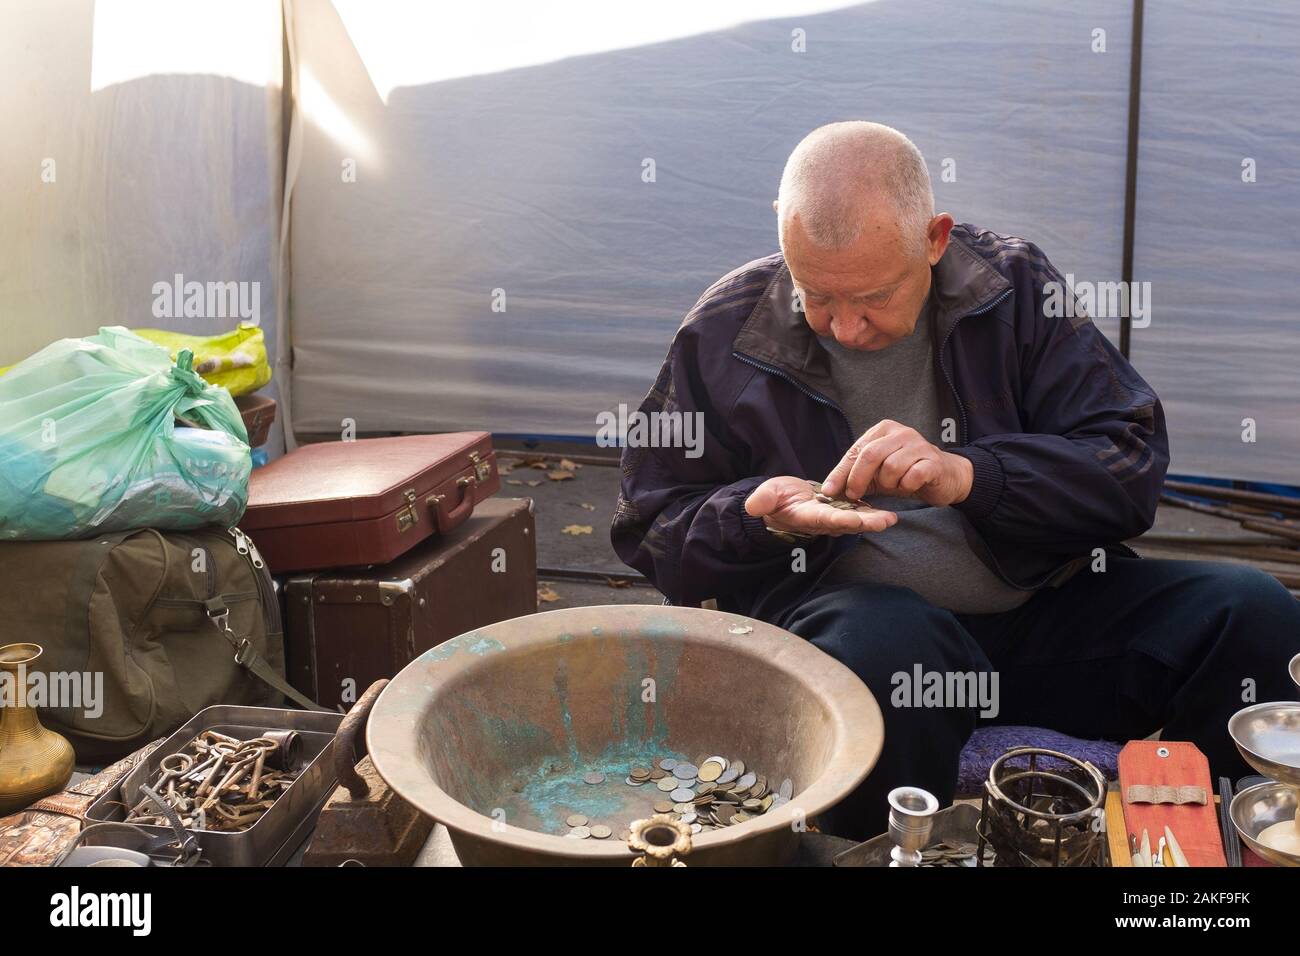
{"left": 132, "top": 323, "right": 271, "bottom": 396}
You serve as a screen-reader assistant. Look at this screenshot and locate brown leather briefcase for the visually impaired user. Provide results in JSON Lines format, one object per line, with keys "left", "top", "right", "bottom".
{"left": 242, "top": 433, "right": 500, "bottom": 573}
{"left": 281, "top": 496, "right": 537, "bottom": 709}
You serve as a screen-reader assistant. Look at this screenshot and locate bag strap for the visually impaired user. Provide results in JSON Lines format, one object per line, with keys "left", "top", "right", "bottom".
{"left": 204, "top": 597, "right": 332, "bottom": 713}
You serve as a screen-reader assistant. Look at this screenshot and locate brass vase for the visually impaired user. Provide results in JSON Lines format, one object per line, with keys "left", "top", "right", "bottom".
{"left": 0, "top": 643, "right": 76, "bottom": 815}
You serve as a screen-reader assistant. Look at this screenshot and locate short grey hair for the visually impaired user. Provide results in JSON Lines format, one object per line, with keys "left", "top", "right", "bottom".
{"left": 777, "top": 121, "right": 934, "bottom": 254}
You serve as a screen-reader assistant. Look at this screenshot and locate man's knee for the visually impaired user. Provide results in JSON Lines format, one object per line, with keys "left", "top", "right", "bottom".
{"left": 1219, "top": 564, "right": 1296, "bottom": 616}
{"left": 1186, "top": 563, "right": 1299, "bottom": 633}
{"left": 1150, "top": 563, "right": 1300, "bottom": 687}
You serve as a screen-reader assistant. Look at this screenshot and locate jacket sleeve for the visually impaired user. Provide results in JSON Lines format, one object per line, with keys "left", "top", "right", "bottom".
{"left": 949, "top": 278, "right": 1169, "bottom": 550}
{"left": 610, "top": 328, "right": 826, "bottom": 608}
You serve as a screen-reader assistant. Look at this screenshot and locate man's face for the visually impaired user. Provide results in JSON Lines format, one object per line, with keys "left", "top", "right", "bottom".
{"left": 781, "top": 211, "right": 950, "bottom": 351}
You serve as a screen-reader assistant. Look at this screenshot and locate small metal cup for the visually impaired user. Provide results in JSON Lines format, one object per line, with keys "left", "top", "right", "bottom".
{"left": 887, "top": 786, "right": 938, "bottom": 867}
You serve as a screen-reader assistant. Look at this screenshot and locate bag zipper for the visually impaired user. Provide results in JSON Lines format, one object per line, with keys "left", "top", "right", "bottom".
{"left": 228, "top": 526, "right": 281, "bottom": 637}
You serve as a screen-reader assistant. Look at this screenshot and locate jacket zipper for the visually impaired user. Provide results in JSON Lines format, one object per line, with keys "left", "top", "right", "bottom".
{"left": 938, "top": 287, "right": 1013, "bottom": 446}
{"left": 732, "top": 351, "right": 854, "bottom": 447}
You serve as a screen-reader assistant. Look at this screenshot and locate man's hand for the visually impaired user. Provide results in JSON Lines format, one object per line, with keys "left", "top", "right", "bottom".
{"left": 745, "top": 475, "right": 897, "bottom": 537}
{"left": 821, "top": 420, "right": 974, "bottom": 506}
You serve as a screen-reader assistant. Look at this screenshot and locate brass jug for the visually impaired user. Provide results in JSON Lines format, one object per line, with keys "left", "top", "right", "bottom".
{"left": 0, "top": 643, "right": 76, "bottom": 814}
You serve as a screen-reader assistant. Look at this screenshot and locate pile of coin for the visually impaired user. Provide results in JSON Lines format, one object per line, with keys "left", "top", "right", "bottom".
{"left": 563, "top": 753, "right": 794, "bottom": 840}
{"left": 806, "top": 480, "right": 874, "bottom": 511}
{"left": 918, "top": 841, "right": 996, "bottom": 867}
{"left": 562, "top": 814, "right": 613, "bottom": 840}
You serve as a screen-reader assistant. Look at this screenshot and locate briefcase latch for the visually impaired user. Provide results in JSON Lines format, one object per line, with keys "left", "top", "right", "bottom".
{"left": 468, "top": 451, "right": 492, "bottom": 484}
{"left": 396, "top": 488, "right": 420, "bottom": 533}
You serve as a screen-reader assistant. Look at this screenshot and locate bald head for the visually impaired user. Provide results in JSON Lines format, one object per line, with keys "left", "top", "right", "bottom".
{"left": 776, "top": 122, "right": 934, "bottom": 255}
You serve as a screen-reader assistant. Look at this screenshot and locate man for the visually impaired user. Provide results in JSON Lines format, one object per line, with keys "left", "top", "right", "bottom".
{"left": 611, "top": 121, "right": 1300, "bottom": 840}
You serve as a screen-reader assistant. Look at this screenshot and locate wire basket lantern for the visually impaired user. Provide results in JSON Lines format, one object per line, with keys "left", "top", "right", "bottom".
{"left": 976, "top": 746, "right": 1107, "bottom": 867}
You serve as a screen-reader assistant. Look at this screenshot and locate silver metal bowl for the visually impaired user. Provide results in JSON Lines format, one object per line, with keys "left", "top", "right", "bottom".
{"left": 1228, "top": 701, "right": 1300, "bottom": 788}
{"left": 1230, "top": 780, "right": 1300, "bottom": 867}
{"left": 1290, "top": 652, "right": 1300, "bottom": 692}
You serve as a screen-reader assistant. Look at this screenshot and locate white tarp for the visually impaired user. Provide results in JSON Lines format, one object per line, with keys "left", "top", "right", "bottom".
{"left": 0, "top": 0, "right": 288, "bottom": 452}
{"left": 1130, "top": 2, "right": 1300, "bottom": 481}
{"left": 3, "top": 1, "right": 1295, "bottom": 481}
{"left": 286, "top": 0, "right": 1135, "bottom": 431}
{"left": 287, "top": 0, "right": 1297, "bottom": 481}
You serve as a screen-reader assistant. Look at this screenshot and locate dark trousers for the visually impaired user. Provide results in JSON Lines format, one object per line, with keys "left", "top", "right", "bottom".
{"left": 776, "top": 558, "right": 1300, "bottom": 842}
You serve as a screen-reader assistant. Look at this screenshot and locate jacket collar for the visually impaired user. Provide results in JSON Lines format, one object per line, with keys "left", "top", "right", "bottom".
{"left": 732, "top": 229, "right": 1012, "bottom": 392}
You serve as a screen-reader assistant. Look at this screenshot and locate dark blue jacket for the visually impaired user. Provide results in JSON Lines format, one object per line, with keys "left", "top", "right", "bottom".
{"left": 611, "top": 224, "right": 1169, "bottom": 624}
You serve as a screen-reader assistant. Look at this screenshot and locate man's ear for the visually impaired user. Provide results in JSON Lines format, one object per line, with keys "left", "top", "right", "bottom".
{"left": 926, "top": 213, "right": 955, "bottom": 265}
{"left": 772, "top": 199, "right": 779, "bottom": 214}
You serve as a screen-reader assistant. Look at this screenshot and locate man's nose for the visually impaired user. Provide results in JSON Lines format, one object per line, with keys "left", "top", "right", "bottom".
{"left": 830, "top": 312, "right": 869, "bottom": 338}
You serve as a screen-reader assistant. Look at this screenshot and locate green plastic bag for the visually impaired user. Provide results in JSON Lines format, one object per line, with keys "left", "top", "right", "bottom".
{"left": 0, "top": 327, "right": 251, "bottom": 539}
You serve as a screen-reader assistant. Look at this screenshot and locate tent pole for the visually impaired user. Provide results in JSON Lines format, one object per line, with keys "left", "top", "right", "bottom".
{"left": 1120, "top": 0, "right": 1145, "bottom": 359}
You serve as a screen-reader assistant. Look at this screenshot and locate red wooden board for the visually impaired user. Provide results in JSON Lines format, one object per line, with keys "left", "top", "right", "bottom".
{"left": 1118, "top": 741, "right": 1227, "bottom": 867}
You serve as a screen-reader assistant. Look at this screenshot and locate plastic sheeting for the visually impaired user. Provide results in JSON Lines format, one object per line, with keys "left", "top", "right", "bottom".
{"left": 287, "top": 0, "right": 1297, "bottom": 481}
{"left": 0, "top": 0, "right": 288, "bottom": 454}
{"left": 1130, "top": 2, "right": 1300, "bottom": 481}
{"left": 3, "top": 2, "right": 1294, "bottom": 481}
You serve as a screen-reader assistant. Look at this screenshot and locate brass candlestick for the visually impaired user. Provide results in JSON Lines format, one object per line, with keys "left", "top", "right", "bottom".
{"left": 0, "top": 643, "right": 76, "bottom": 815}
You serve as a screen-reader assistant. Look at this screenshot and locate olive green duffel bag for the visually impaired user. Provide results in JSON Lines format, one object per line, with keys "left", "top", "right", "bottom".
{"left": 0, "top": 527, "right": 323, "bottom": 762}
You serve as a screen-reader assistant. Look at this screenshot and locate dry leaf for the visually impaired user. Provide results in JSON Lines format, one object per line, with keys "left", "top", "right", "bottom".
{"left": 604, "top": 577, "right": 632, "bottom": 589}
{"left": 579, "top": 503, "right": 596, "bottom": 511}
{"left": 526, "top": 458, "right": 550, "bottom": 470}
{"left": 546, "top": 469, "right": 575, "bottom": 481}
{"left": 526, "top": 480, "right": 543, "bottom": 487}
{"left": 506, "top": 479, "right": 523, "bottom": 485}
{"left": 559, "top": 458, "right": 580, "bottom": 471}
{"left": 537, "top": 585, "right": 561, "bottom": 603}
{"left": 498, "top": 461, "right": 515, "bottom": 475}
{"left": 562, "top": 524, "right": 593, "bottom": 536}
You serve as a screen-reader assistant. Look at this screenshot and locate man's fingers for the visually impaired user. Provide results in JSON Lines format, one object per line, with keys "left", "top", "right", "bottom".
{"left": 744, "top": 482, "right": 780, "bottom": 517}
{"left": 823, "top": 420, "right": 903, "bottom": 496}
{"left": 820, "top": 447, "right": 859, "bottom": 498}
{"left": 793, "top": 501, "right": 897, "bottom": 535}
{"left": 861, "top": 419, "right": 901, "bottom": 443}
{"left": 808, "top": 504, "right": 873, "bottom": 534}
{"left": 843, "top": 435, "right": 906, "bottom": 500}
{"left": 897, "top": 458, "right": 940, "bottom": 496}
{"left": 851, "top": 507, "right": 898, "bottom": 533}
{"left": 876, "top": 445, "right": 924, "bottom": 492}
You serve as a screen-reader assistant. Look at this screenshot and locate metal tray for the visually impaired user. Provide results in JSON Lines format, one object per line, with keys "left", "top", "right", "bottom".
{"left": 832, "top": 802, "right": 984, "bottom": 867}
{"left": 86, "top": 704, "right": 342, "bottom": 867}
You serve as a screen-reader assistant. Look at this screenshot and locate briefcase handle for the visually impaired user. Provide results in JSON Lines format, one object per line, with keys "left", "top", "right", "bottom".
{"left": 426, "top": 474, "right": 476, "bottom": 534}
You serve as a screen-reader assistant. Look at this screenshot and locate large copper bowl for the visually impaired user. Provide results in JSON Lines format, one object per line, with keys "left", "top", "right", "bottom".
{"left": 367, "top": 605, "right": 883, "bottom": 865}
